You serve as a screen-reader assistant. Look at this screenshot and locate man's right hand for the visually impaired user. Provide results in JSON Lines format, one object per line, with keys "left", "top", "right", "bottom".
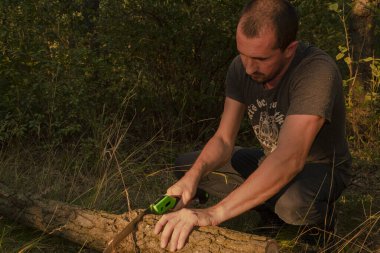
{"left": 167, "top": 173, "right": 199, "bottom": 211}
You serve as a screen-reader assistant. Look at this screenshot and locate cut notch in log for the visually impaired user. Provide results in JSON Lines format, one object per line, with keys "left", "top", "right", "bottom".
{"left": 0, "top": 182, "right": 279, "bottom": 252}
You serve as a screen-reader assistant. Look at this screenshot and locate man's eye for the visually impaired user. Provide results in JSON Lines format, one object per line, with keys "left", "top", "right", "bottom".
{"left": 249, "top": 57, "right": 268, "bottom": 62}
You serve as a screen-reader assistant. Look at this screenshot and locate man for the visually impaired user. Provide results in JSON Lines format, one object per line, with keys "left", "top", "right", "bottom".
{"left": 154, "top": 0, "right": 352, "bottom": 251}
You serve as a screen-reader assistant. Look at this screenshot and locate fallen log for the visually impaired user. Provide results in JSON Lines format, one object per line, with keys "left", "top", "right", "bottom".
{"left": 0, "top": 182, "right": 279, "bottom": 253}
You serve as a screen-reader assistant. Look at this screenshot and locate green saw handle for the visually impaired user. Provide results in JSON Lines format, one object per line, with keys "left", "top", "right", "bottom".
{"left": 149, "top": 195, "right": 178, "bottom": 214}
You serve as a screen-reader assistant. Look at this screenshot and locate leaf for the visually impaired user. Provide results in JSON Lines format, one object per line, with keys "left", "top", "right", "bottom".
{"left": 328, "top": 3, "right": 339, "bottom": 12}
{"left": 361, "top": 57, "right": 374, "bottom": 62}
{"left": 364, "top": 93, "right": 374, "bottom": 103}
{"left": 338, "top": 45, "right": 348, "bottom": 53}
{"left": 370, "top": 64, "right": 380, "bottom": 76}
{"left": 336, "top": 52, "right": 345, "bottom": 60}
{"left": 344, "top": 56, "right": 352, "bottom": 65}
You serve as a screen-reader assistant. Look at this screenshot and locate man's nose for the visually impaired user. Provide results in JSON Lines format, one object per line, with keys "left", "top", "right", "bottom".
{"left": 245, "top": 58, "right": 258, "bottom": 75}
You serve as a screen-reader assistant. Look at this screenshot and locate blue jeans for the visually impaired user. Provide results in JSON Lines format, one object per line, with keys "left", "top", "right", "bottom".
{"left": 174, "top": 147, "right": 349, "bottom": 226}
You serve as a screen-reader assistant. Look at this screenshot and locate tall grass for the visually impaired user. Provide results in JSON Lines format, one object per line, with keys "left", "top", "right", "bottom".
{"left": 0, "top": 125, "right": 379, "bottom": 252}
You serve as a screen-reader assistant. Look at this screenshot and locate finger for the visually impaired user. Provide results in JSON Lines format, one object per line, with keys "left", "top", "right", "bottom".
{"left": 160, "top": 218, "right": 177, "bottom": 249}
{"left": 166, "top": 184, "right": 182, "bottom": 196}
{"left": 169, "top": 222, "right": 182, "bottom": 252}
{"left": 154, "top": 214, "right": 169, "bottom": 235}
{"left": 177, "top": 223, "right": 194, "bottom": 250}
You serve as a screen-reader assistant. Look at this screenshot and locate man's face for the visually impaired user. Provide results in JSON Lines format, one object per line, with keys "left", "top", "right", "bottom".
{"left": 236, "top": 26, "right": 288, "bottom": 84}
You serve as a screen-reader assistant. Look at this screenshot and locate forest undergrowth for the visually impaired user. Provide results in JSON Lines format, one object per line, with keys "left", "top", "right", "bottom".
{"left": 0, "top": 114, "right": 379, "bottom": 252}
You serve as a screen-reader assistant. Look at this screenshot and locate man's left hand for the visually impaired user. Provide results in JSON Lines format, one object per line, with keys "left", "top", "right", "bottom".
{"left": 154, "top": 208, "right": 218, "bottom": 251}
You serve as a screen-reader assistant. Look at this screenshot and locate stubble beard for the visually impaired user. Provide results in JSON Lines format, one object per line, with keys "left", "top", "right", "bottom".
{"left": 251, "top": 59, "right": 287, "bottom": 85}
{"left": 250, "top": 73, "right": 269, "bottom": 83}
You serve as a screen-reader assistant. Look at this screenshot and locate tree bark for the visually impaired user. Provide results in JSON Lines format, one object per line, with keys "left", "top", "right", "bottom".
{"left": 0, "top": 183, "right": 279, "bottom": 253}
{"left": 349, "top": 0, "right": 378, "bottom": 92}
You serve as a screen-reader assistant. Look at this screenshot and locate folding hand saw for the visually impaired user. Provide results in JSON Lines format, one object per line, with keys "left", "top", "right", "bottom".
{"left": 103, "top": 195, "right": 178, "bottom": 253}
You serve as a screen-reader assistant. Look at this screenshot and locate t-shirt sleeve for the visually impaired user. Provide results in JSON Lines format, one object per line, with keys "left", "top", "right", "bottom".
{"left": 225, "top": 56, "right": 245, "bottom": 104}
{"left": 287, "top": 56, "right": 341, "bottom": 122}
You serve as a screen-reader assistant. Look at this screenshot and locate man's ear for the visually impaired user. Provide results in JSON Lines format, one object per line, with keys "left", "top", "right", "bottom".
{"left": 284, "top": 41, "right": 298, "bottom": 58}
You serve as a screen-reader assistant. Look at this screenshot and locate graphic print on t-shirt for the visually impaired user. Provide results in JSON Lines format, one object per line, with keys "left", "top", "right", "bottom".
{"left": 248, "top": 99, "right": 285, "bottom": 153}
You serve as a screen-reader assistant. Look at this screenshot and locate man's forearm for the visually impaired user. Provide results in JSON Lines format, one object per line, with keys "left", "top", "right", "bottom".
{"left": 209, "top": 148, "right": 304, "bottom": 225}
{"left": 181, "top": 97, "right": 245, "bottom": 186}
{"left": 184, "top": 134, "right": 235, "bottom": 182}
{"left": 207, "top": 115, "right": 324, "bottom": 224}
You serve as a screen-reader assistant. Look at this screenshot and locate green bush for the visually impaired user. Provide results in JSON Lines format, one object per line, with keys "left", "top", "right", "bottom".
{"left": 0, "top": 0, "right": 378, "bottom": 153}
{"left": 0, "top": 0, "right": 246, "bottom": 143}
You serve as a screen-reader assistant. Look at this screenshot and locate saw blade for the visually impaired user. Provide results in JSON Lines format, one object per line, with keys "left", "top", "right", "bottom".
{"left": 103, "top": 195, "right": 178, "bottom": 253}
{"left": 103, "top": 209, "right": 148, "bottom": 253}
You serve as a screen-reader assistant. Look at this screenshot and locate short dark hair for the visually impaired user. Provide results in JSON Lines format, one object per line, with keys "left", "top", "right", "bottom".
{"left": 239, "top": 0, "right": 298, "bottom": 50}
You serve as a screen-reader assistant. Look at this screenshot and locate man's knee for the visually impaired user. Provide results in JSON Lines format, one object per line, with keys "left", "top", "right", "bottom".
{"left": 274, "top": 193, "right": 310, "bottom": 225}
{"left": 274, "top": 190, "right": 335, "bottom": 226}
{"left": 274, "top": 184, "right": 330, "bottom": 225}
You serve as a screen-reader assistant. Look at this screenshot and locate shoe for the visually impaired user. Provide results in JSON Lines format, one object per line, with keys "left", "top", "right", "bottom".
{"left": 254, "top": 204, "right": 285, "bottom": 228}
{"left": 258, "top": 210, "right": 285, "bottom": 228}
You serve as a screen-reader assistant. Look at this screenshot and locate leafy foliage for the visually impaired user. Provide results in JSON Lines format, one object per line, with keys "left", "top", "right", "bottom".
{"left": 0, "top": 0, "right": 245, "bottom": 143}
{"left": 0, "top": 0, "right": 379, "bottom": 158}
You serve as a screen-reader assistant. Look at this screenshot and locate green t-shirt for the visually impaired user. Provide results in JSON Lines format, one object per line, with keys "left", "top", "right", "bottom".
{"left": 225, "top": 42, "right": 351, "bottom": 183}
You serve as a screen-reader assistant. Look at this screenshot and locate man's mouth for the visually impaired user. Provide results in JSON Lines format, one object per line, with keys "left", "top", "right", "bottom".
{"left": 250, "top": 73, "right": 265, "bottom": 80}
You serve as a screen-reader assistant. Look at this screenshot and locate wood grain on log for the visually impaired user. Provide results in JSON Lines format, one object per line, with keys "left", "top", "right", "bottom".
{"left": 0, "top": 183, "right": 278, "bottom": 253}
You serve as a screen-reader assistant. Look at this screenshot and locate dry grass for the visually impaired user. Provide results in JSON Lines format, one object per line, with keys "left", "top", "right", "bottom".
{"left": 0, "top": 141, "right": 378, "bottom": 252}
{"left": 0, "top": 111, "right": 379, "bottom": 253}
